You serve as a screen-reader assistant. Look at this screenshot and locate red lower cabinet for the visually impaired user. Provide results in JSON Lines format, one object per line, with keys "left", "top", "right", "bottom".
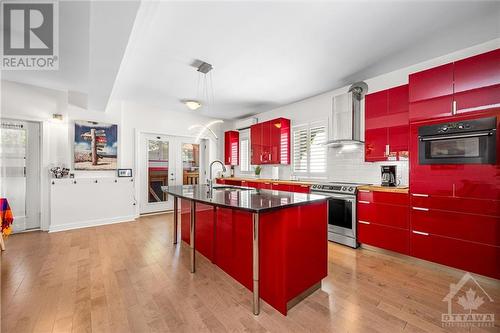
{"left": 358, "top": 222, "right": 409, "bottom": 254}
{"left": 410, "top": 231, "right": 500, "bottom": 280}
{"left": 357, "top": 190, "right": 409, "bottom": 255}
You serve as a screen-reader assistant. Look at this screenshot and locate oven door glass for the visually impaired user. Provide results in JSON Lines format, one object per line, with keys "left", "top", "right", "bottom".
{"left": 419, "top": 131, "right": 496, "bottom": 164}
{"left": 328, "top": 198, "right": 353, "bottom": 229}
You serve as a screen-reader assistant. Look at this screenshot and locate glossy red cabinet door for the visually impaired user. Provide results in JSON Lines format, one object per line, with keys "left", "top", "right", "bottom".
{"left": 409, "top": 63, "right": 454, "bottom": 122}
{"left": 454, "top": 49, "right": 500, "bottom": 93}
{"left": 358, "top": 222, "right": 409, "bottom": 254}
{"left": 454, "top": 49, "right": 500, "bottom": 114}
{"left": 224, "top": 131, "right": 239, "bottom": 166}
{"left": 292, "top": 184, "right": 310, "bottom": 193}
{"left": 250, "top": 123, "right": 262, "bottom": 165}
{"left": 387, "top": 85, "right": 409, "bottom": 155}
{"left": 410, "top": 232, "right": 500, "bottom": 280}
{"left": 261, "top": 121, "right": 271, "bottom": 164}
{"left": 365, "top": 85, "right": 409, "bottom": 161}
{"left": 409, "top": 63, "right": 454, "bottom": 103}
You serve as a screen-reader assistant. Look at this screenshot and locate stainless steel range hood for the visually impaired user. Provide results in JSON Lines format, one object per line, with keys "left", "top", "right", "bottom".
{"left": 326, "top": 81, "right": 368, "bottom": 147}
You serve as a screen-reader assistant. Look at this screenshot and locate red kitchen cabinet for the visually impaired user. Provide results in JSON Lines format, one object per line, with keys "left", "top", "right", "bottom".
{"left": 454, "top": 49, "right": 500, "bottom": 114}
{"left": 224, "top": 131, "right": 239, "bottom": 166}
{"left": 292, "top": 184, "right": 310, "bottom": 193}
{"left": 409, "top": 63, "right": 454, "bottom": 103}
{"left": 357, "top": 190, "right": 409, "bottom": 255}
{"left": 409, "top": 48, "right": 500, "bottom": 122}
{"left": 365, "top": 85, "right": 409, "bottom": 162}
{"left": 410, "top": 231, "right": 500, "bottom": 280}
{"left": 250, "top": 123, "right": 263, "bottom": 165}
{"left": 271, "top": 183, "right": 291, "bottom": 192}
{"left": 358, "top": 222, "right": 409, "bottom": 254}
{"left": 250, "top": 118, "right": 290, "bottom": 165}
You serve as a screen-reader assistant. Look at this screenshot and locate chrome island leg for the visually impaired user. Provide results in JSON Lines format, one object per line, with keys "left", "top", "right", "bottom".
{"left": 252, "top": 213, "right": 260, "bottom": 315}
{"left": 173, "top": 197, "right": 178, "bottom": 245}
{"left": 190, "top": 201, "right": 196, "bottom": 273}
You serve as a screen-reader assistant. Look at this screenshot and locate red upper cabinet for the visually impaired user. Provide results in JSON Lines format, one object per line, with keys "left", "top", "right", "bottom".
{"left": 251, "top": 118, "right": 290, "bottom": 165}
{"left": 454, "top": 49, "right": 500, "bottom": 113}
{"left": 409, "top": 63, "right": 454, "bottom": 103}
{"left": 224, "top": 131, "right": 239, "bottom": 166}
{"left": 409, "top": 48, "right": 500, "bottom": 122}
{"left": 365, "top": 84, "right": 409, "bottom": 162}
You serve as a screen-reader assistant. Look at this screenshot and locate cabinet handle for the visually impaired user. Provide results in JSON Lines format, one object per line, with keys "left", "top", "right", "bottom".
{"left": 358, "top": 220, "right": 371, "bottom": 225}
{"left": 358, "top": 189, "right": 370, "bottom": 193}
{"left": 385, "top": 144, "right": 390, "bottom": 156}
{"left": 272, "top": 183, "right": 279, "bottom": 186}
{"left": 412, "top": 207, "right": 429, "bottom": 211}
{"left": 452, "top": 100, "right": 457, "bottom": 115}
{"left": 358, "top": 200, "right": 370, "bottom": 204}
{"left": 411, "top": 193, "right": 429, "bottom": 197}
{"left": 300, "top": 185, "right": 309, "bottom": 188}
{"left": 412, "top": 230, "right": 429, "bottom": 236}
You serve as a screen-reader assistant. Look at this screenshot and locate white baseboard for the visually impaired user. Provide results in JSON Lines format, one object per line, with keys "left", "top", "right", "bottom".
{"left": 48, "top": 215, "right": 136, "bottom": 233}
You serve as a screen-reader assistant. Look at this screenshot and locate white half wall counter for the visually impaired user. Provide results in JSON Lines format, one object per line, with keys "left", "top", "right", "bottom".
{"left": 49, "top": 177, "right": 136, "bottom": 232}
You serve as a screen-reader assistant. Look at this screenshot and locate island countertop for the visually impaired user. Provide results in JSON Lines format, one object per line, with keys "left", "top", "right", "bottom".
{"left": 162, "top": 184, "right": 329, "bottom": 213}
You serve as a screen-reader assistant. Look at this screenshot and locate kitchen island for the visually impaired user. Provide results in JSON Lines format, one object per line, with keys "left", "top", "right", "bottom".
{"left": 162, "top": 184, "right": 329, "bottom": 315}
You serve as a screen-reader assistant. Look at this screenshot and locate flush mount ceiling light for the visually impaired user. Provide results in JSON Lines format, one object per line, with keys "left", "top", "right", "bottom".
{"left": 184, "top": 100, "right": 201, "bottom": 110}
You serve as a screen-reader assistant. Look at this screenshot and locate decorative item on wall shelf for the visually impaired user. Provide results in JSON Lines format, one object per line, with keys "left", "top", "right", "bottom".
{"left": 117, "top": 169, "right": 133, "bottom": 177}
{"left": 254, "top": 165, "right": 262, "bottom": 178}
{"left": 49, "top": 167, "right": 70, "bottom": 178}
{"left": 74, "top": 121, "right": 118, "bottom": 170}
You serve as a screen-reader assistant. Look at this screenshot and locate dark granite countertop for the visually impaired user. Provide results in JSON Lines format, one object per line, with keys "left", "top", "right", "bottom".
{"left": 161, "top": 185, "right": 329, "bottom": 213}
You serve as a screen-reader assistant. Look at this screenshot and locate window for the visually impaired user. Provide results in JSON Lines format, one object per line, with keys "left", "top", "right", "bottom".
{"left": 239, "top": 130, "right": 250, "bottom": 172}
{"left": 292, "top": 122, "right": 327, "bottom": 177}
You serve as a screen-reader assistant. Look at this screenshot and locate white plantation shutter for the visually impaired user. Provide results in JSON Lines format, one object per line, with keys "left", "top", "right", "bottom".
{"left": 309, "top": 125, "right": 327, "bottom": 173}
{"left": 293, "top": 126, "right": 308, "bottom": 174}
{"left": 292, "top": 122, "right": 327, "bottom": 177}
{"left": 240, "top": 138, "right": 250, "bottom": 172}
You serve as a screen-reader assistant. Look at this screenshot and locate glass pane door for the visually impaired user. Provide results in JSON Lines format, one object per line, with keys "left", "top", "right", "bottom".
{"left": 0, "top": 122, "right": 26, "bottom": 230}
{"left": 147, "top": 139, "right": 169, "bottom": 203}
{"left": 182, "top": 143, "right": 200, "bottom": 185}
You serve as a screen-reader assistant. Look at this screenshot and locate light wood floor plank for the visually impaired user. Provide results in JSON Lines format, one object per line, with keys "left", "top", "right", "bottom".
{"left": 2, "top": 213, "right": 499, "bottom": 333}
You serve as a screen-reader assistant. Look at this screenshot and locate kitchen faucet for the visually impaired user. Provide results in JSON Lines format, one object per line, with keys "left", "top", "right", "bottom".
{"left": 207, "top": 160, "right": 226, "bottom": 191}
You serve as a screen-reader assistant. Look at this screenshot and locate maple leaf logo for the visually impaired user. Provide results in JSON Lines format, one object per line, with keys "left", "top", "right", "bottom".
{"left": 457, "top": 288, "right": 485, "bottom": 313}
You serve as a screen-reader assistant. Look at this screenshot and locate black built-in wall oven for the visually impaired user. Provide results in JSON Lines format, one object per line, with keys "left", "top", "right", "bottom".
{"left": 419, "top": 116, "right": 497, "bottom": 165}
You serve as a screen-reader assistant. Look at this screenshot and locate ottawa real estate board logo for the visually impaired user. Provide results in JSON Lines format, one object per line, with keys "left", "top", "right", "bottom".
{"left": 1, "top": 1, "right": 59, "bottom": 70}
{"left": 442, "top": 272, "right": 495, "bottom": 328}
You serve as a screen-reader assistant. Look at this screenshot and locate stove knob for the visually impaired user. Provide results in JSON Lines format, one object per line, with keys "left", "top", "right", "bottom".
{"left": 441, "top": 126, "right": 449, "bottom": 132}
{"left": 458, "top": 123, "right": 464, "bottom": 129}
{"left": 342, "top": 186, "right": 346, "bottom": 191}
{"left": 349, "top": 187, "right": 354, "bottom": 192}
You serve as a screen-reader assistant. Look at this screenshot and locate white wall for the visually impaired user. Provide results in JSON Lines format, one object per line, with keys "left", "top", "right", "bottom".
{"left": 231, "top": 39, "right": 500, "bottom": 185}
{"left": 1, "top": 81, "right": 224, "bottom": 230}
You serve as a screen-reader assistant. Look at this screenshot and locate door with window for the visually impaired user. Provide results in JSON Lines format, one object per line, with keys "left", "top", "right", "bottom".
{"left": 140, "top": 133, "right": 206, "bottom": 214}
{"left": 0, "top": 119, "right": 41, "bottom": 232}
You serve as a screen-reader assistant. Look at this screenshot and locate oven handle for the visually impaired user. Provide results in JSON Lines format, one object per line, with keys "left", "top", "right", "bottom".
{"left": 419, "top": 130, "right": 494, "bottom": 142}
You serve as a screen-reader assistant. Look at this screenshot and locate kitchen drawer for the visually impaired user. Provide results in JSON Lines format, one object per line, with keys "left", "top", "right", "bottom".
{"left": 358, "top": 202, "right": 409, "bottom": 229}
{"left": 410, "top": 194, "right": 500, "bottom": 217}
{"left": 410, "top": 207, "right": 500, "bottom": 246}
{"left": 272, "top": 183, "right": 291, "bottom": 192}
{"left": 358, "top": 221, "right": 409, "bottom": 255}
{"left": 240, "top": 180, "right": 259, "bottom": 188}
{"left": 410, "top": 231, "right": 500, "bottom": 279}
{"left": 216, "top": 179, "right": 225, "bottom": 184}
{"left": 224, "top": 179, "right": 242, "bottom": 186}
{"left": 357, "top": 190, "right": 409, "bottom": 206}
{"left": 292, "top": 184, "right": 311, "bottom": 193}
{"left": 259, "top": 182, "right": 272, "bottom": 190}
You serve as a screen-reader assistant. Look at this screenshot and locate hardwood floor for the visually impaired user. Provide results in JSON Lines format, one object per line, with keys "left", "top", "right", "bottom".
{"left": 1, "top": 213, "right": 499, "bottom": 332}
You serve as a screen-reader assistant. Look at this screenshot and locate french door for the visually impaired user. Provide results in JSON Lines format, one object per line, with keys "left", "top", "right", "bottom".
{"left": 139, "top": 133, "right": 206, "bottom": 214}
{"left": 0, "top": 119, "right": 41, "bottom": 232}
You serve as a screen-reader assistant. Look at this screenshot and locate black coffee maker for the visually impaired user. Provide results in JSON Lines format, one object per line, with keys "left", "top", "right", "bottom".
{"left": 381, "top": 165, "right": 397, "bottom": 187}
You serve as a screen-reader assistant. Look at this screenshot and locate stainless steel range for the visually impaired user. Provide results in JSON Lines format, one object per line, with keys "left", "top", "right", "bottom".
{"left": 310, "top": 182, "right": 369, "bottom": 248}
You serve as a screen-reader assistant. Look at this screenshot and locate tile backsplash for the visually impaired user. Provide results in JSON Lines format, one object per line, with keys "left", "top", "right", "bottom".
{"left": 233, "top": 145, "right": 409, "bottom": 186}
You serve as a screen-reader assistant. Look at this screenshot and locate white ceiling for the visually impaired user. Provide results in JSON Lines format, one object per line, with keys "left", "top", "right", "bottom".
{"left": 112, "top": 1, "right": 500, "bottom": 119}
{"left": 2, "top": 0, "right": 140, "bottom": 111}
{"left": 3, "top": 1, "right": 500, "bottom": 118}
